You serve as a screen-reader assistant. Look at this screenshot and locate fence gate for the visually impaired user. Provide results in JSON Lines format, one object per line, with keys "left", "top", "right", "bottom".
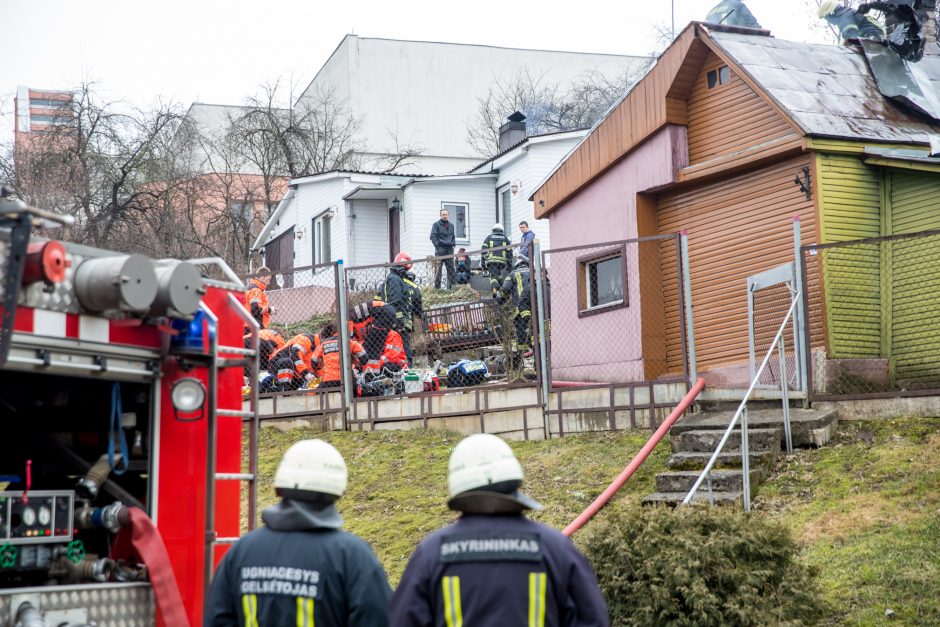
{"left": 747, "top": 262, "right": 803, "bottom": 391}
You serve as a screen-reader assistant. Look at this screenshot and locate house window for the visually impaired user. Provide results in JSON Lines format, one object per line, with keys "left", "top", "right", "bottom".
{"left": 498, "top": 186, "right": 512, "bottom": 227}
{"left": 707, "top": 65, "right": 731, "bottom": 89}
{"left": 578, "top": 248, "right": 627, "bottom": 317}
{"left": 443, "top": 202, "right": 468, "bottom": 241}
{"left": 312, "top": 211, "right": 332, "bottom": 265}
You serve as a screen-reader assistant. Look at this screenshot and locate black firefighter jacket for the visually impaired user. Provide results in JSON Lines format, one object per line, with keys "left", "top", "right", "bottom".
{"left": 388, "top": 513, "right": 609, "bottom": 627}
{"left": 204, "top": 499, "right": 391, "bottom": 627}
{"left": 378, "top": 268, "right": 422, "bottom": 332}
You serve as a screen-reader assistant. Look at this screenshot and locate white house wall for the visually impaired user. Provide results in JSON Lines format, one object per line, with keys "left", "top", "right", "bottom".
{"left": 299, "top": 36, "right": 646, "bottom": 172}
{"left": 406, "top": 179, "right": 496, "bottom": 261}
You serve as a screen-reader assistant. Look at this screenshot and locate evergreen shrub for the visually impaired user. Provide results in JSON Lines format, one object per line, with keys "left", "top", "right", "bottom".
{"left": 581, "top": 506, "right": 826, "bottom": 626}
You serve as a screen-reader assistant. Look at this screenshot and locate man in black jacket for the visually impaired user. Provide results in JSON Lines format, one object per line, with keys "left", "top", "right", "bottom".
{"left": 388, "top": 433, "right": 609, "bottom": 627}
{"left": 430, "top": 208, "right": 457, "bottom": 289}
{"left": 205, "top": 439, "right": 391, "bottom": 627}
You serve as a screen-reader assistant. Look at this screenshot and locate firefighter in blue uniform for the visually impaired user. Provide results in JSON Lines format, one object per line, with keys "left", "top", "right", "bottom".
{"left": 205, "top": 439, "right": 391, "bottom": 627}
{"left": 388, "top": 433, "right": 609, "bottom": 627}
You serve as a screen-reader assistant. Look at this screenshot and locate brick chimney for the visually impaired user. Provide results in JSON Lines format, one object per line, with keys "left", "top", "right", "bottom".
{"left": 498, "top": 111, "right": 527, "bottom": 153}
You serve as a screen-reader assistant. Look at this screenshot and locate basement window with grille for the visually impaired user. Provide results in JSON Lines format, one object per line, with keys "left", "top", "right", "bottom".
{"left": 707, "top": 65, "right": 731, "bottom": 89}
{"left": 577, "top": 247, "right": 627, "bottom": 318}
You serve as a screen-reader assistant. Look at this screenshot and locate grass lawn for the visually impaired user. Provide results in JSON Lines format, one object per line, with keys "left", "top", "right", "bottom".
{"left": 247, "top": 417, "right": 940, "bottom": 624}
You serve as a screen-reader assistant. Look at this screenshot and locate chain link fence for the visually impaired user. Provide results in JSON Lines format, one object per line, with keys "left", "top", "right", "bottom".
{"left": 343, "top": 242, "right": 538, "bottom": 402}
{"left": 541, "top": 235, "right": 688, "bottom": 386}
{"left": 801, "top": 229, "right": 940, "bottom": 398}
{"left": 245, "top": 263, "right": 343, "bottom": 399}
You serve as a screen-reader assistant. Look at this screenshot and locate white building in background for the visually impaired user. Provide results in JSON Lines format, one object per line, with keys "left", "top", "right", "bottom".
{"left": 297, "top": 35, "right": 646, "bottom": 175}
{"left": 253, "top": 122, "right": 586, "bottom": 278}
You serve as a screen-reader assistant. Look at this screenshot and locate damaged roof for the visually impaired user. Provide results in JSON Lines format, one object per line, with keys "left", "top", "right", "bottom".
{"left": 708, "top": 29, "right": 940, "bottom": 144}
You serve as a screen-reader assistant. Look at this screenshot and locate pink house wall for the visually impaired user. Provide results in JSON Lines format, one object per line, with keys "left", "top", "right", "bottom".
{"left": 547, "top": 125, "right": 687, "bottom": 382}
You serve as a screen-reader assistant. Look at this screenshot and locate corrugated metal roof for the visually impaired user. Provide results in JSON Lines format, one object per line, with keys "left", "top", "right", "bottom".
{"left": 709, "top": 30, "right": 940, "bottom": 144}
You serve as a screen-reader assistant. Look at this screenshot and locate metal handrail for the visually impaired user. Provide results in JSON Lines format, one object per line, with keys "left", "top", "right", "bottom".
{"left": 681, "top": 291, "right": 800, "bottom": 511}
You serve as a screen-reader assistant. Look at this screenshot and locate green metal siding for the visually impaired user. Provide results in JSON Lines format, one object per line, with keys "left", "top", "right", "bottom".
{"left": 816, "top": 153, "right": 882, "bottom": 358}
{"left": 890, "top": 172, "right": 940, "bottom": 387}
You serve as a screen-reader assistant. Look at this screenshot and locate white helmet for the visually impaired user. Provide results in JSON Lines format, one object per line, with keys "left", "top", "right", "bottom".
{"left": 274, "top": 439, "right": 348, "bottom": 499}
{"left": 447, "top": 433, "right": 541, "bottom": 513}
{"left": 493, "top": 223, "right": 504, "bottom": 231}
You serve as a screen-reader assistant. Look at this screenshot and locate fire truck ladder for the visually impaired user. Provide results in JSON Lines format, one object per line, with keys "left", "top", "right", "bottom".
{"left": 200, "top": 293, "right": 261, "bottom": 597}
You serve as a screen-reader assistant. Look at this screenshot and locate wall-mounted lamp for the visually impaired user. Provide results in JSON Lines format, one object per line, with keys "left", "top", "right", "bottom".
{"left": 390, "top": 196, "right": 402, "bottom": 212}
{"left": 510, "top": 180, "right": 522, "bottom": 195}
{"left": 794, "top": 166, "right": 812, "bottom": 201}
{"left": 295, "top": 227, "right": 306, "bottom": 240}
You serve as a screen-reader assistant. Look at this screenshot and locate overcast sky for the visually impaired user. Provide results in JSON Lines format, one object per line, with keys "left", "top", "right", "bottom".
{"left": 0, "top": 0, "right": 830, "bottom": 137}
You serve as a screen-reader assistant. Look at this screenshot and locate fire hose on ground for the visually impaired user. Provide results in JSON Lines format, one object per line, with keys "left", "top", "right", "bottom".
{"left": 562, "top": 378, "right": 706, "bottom": 537}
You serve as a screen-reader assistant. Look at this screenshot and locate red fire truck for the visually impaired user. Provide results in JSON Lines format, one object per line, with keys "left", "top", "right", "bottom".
{"left": 0, "top": 191, "right": 259, "bottom": 626}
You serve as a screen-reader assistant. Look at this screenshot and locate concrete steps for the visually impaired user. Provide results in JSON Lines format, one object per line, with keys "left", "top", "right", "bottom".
{"left": 671, "top": 428, "right": 781, "bottom": 453}
{"left": 643, "top": 403, "right": 839, "bottom": 508}
{"left": 643, "top": 490, "right": 743, "bottom": 507}
{"left": 666, "top": 449, "right": 777, "bottom": 471}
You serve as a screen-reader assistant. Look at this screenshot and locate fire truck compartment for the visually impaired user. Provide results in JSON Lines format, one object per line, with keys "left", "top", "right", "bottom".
{"left": 0, "top": 369, "right": 157, "bottom": 622}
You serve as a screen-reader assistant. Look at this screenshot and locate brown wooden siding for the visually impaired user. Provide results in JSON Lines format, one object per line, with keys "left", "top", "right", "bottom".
{"left": 637, "top": 193, "right": 668, "bottom": 379}
{"left": 686, "top": 51, "right": 797, "bottom": 165}
{"left": 658, "top": 155, "right": 818, "bottom": 373}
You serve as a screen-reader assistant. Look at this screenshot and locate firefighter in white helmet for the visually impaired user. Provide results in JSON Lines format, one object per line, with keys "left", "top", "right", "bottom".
{"left": 388, "top": 433, "right": 609, "bottom": 627}
{"left": 205, "top": 439, "right": 391, "bottom": 626}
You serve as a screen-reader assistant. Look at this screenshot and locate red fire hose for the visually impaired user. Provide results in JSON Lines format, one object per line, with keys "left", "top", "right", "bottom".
{"left": 562, "top": 378, "right": 706, "bottom": 537}
{"left": 112, "top": 508, "right": 191, "bottom": 627}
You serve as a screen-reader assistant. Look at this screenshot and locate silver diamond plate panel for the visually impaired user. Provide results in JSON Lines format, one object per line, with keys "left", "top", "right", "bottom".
{"left": 0, "top": 583, "right": 154, "bottom": 627}
{"left": 19, "top": 251, "right": 84, "bottom": 314}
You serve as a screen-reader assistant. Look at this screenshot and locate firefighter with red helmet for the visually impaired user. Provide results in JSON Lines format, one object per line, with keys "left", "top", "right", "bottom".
{"left": 245, "top": 266, "right": 274, "bottom": 329}
{"left": 205, "top": 439, "right": 392, "bottom": 626}
{"left": 388, "top": 434, "right": 608, "bottom": 627}
{"left": 268, "top": 332, "right": 322, "bottom": 390}
{"left": 310, "top": 322, "right": 367, "bottom": 389}
{"left": 377, "top": 252, "right": 423, "bottom": 365}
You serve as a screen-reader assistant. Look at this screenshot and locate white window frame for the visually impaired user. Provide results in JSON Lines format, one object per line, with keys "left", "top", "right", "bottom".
{"left": 312, "top": 210, "right": 332, "bottom": 265}
{"left": 442, "top": 202, "right": 470, "bottom": 244}
{"left": 577, "top": 246, "right": 628, "bottom": 317}
{"left": 497, "top": 185, "right": 512, "bottom": 227}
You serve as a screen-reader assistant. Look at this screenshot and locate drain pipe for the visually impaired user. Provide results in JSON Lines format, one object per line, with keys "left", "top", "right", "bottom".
{"left": 562, "top": 378, "right": 706, "bottom": 537}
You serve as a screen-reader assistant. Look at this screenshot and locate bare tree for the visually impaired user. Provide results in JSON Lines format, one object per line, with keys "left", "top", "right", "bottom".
{"left": 466, "top": 64, "right": 651, "bottom": 156}
{"left": 228, "top": 80, "right": 364, "bottom": 180}
{"left": 3, "top": 83, "right": 186, "bottom": 251}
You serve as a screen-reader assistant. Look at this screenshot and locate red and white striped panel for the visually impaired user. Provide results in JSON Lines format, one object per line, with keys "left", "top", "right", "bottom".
{"left": 13, "top": 306, "right": 162, "bottom": 349}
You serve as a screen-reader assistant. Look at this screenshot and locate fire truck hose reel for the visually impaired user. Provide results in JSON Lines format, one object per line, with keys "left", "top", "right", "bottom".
{"left": 74, "top": 254, "right": 158, "bottom": 313}
{"left": 22, "top": 241, "right": 68, "bottom": 286}
{"left": 149, "top": 261, "right": 205, "bottom": 318}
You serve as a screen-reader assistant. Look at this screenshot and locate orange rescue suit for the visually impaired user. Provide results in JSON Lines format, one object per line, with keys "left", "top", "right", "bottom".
{"left": 244, "top": 278, "right": 272, "bottom": 329}
{"left": 312, "top": 336, "right": 366, "bottom": 383}
{"left": 270, "top": 333, "right": 322, "bottom": 378}
{"left": 362, "top": 330, "right": 408, "bottom": 373}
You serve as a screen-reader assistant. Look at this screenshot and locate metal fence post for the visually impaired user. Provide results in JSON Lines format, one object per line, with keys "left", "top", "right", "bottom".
{"left": 793, "top": 216, "right": 809, "bottom": 405}
{"left": 532, "top": 239, "right": 551, "bottom": 439}
{"left": 741, "top": 404, "right": 751, "bottom": 512}
{"left": 336, "top": 260, "right": 353, "bottom": 429}
{"left": 680, "top": 231, "right": 697, "bottom": 385}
